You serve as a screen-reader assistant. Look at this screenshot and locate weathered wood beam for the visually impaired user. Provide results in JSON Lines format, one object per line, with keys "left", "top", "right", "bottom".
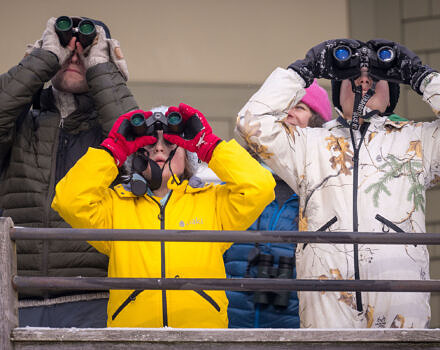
{"left": 12, "top": 276, "right": 440, "bottom": 292}
{"left": 10, "top": 328, "right": 440, "bottom": 350}
{"left": 10, "top": 227, "right": 440, "bottom": 245}
{"left": 0, "top": 217, "right": 17, "bottom": 350}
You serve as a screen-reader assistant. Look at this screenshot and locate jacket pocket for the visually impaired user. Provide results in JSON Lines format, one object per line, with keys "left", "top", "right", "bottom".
{"left": 112, "top": 289, "right": 143, "bottom": 321}
{"left": 303, "top": 216, "right": 338, "bottom": 250}
{"left": 375, "top": 214, "right": 416, "bottom": 246}
{"left": 194, "top": 290, "right": 221, "bottom": 312}
{"left": 375, "top": 214, "right": 404, "bottom": 232}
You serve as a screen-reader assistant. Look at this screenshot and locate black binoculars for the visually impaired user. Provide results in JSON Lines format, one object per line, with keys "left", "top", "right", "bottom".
{"left": 130, "top": 111, "right": 184, "bottom": 137}
{"left": 332, "top": 44, "right": 395, "bottom": 69}
{"left": 254, "top": 254, "right": 295, "bottom": 308}
{"left": 55, "top": 16, "right": 97, "bottom": 48}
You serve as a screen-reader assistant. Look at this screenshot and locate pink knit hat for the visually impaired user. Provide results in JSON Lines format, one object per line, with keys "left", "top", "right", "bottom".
{"left": 300, "top": 79, "right": 332, "bottom": 122}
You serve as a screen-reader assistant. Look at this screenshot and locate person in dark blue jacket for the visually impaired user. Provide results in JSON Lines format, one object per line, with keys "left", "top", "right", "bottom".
{"left": 225, "top": 80, "right": 332, "bottom": 328}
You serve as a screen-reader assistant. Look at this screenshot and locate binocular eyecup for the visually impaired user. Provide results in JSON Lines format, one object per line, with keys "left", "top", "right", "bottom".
{"left": 55, "top": 16, "right": 97, "bottom": 48}
{"left": 129, "top": 111, "right": 184, "bottom": 137}
{"left": 253, "top": 253, "right": 295, "bottom": 308}
{"left": 332, "top": 44, "right": 395, "bottom": 69}
{"left": 376, "top": 46, "right": 395, "bottom": 64}
{"left": 333, "top": 45, "right": 353, "bottom": 65}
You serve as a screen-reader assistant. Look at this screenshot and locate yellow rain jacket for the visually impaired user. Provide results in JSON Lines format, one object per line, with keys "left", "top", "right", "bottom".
{"left": 52, "top": 140, "right": 275, "bottom": 328}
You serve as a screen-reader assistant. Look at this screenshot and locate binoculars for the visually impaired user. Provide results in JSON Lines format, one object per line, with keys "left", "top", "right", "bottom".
{"left": 332, "top": 44, "right": 395, "bottom": 69}
{"left": 129, "top": 111, "right": 184, "bottom": 137}
{"left": 253, "top": 254, "right": 295, "bottom": 308}
{"left": 55, "top": 16, "right": 97, "bottom": 48}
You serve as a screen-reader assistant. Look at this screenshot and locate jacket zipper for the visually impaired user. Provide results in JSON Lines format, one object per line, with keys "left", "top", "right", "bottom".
{"left": 153, "top": 193, "right": 173, "bottom": 327}
{"left": 349, "top": 123, "right": 369, "bottom": 312}
{"left": 41, "top": 124, "right": 61, "bottom": 295}
{"left": 110, "top": 192, "right": 173, "bottom": 324}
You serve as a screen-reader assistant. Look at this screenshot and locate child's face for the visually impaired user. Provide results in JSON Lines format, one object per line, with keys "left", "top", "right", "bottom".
{"left": 142, "top": 131, "right": 186, "bottom": 183}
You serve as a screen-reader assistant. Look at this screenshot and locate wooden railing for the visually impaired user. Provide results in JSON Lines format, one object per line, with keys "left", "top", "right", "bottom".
{"left": 2, "top": 216, "right": 440, "bottom": 349}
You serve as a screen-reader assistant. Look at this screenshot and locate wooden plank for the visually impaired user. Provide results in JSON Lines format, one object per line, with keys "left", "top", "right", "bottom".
{"left": 11, "top": 328, "right": 440, "bottom": 342}
{"left": 10, "top": 341, "right": 440, "bottom": 350}
{"left": 0, "top": 217, "right": 17, "bottom": 350}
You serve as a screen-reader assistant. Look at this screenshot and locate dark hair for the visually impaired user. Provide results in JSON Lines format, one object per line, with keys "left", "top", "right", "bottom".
{"left": 307, "top": 109, "right": 326, "bottom": 127}
{"left": 245, "top": 107, "right": 326, "bottom": 163}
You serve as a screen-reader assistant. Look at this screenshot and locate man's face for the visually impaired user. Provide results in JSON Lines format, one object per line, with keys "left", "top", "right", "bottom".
{"left": 51, "top": 51, "right": 88, "bottom": 94}
{"left": 339, "top": 68, "right": 390, "bottom": 119}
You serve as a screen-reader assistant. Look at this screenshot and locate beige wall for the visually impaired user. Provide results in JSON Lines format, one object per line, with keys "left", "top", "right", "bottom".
{"left": 0, "top": 0, "right": 349, "bottom": 140}
{"left": 0, "top": 0, "right": 348, "bottom": 84}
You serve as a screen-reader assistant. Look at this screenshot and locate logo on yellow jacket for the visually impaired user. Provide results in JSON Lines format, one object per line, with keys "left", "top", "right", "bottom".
{"left": 179, "top": 217, "right": 204, "bottom": 227}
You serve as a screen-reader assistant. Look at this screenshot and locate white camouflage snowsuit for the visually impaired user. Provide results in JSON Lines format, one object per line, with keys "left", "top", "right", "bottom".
{"left": 236, "top": 67, "right": 440, "bottom": 328}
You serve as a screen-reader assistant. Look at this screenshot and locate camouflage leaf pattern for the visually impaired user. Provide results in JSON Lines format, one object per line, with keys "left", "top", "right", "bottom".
{"left": 236, "top": 67, "right": 440, "bottom": 329}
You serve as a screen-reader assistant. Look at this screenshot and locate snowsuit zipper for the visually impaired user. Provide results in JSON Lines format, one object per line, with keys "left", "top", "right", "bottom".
{"left": 349, "top": 123, "right": 369, "bottom": 312}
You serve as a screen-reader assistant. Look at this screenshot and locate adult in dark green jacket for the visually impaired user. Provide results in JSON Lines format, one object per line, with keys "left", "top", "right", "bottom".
{"left": 0, "top": 16, "right": 138, "bottom": 327}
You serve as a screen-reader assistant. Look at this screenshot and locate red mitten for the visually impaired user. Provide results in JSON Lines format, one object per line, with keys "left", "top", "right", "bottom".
{"left": 101, "top": 109, "right": 157, "bottom": 167}
{"left": 163, "top": 103, "right": 221, "bottom": 163}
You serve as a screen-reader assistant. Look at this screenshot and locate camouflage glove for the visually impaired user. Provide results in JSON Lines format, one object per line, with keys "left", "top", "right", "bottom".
{"left": 288, "top": 39, "right": 364, "bottom": 87}
{"left": 367, "top": 39, "right": 437, "bottom": 94}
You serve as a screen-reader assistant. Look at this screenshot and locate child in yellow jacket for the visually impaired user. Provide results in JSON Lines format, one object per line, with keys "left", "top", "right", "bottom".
{"left": 52, "top": 103, "right": 275, "bottom": 328}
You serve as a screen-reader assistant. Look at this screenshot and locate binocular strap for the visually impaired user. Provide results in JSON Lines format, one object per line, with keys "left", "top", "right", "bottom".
{"left": 130, "top": 146, "right": 179, "bottom": 194}
{"left": 130, "top": 153, "right": 162, "bottom": 195}
{"left": 146, "top": 147, "right": 178, "bottom": 191}
{"left": 350, "top": 80, "right": 377, "bottom": 130}
{"left": 148, "top": 160, "right": 163, "bottom": 191}
{"left": 166, "top": 148, "right": 183, "bottom": 186}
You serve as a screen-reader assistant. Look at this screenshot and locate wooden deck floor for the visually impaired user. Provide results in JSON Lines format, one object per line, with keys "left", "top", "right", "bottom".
{"left": 10, "top": 328, "right": 440, "bottom": 349}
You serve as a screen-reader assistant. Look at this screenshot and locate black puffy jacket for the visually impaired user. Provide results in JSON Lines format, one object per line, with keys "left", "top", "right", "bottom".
{"left": 0, "top": 48, "right": 138, "bottom": 298}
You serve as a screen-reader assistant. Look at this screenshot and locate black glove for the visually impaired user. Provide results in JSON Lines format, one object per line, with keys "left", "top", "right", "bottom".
{"left": 288, "top": 39, "right": 365, "bottom": 87}
{"left": 367, "top": 39, "right": 436, "bottom": 94}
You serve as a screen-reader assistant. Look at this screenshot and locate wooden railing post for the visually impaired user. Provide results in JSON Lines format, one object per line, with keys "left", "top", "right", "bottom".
{"left": 0, "top": 217, "right": 17, "bottom": 350}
